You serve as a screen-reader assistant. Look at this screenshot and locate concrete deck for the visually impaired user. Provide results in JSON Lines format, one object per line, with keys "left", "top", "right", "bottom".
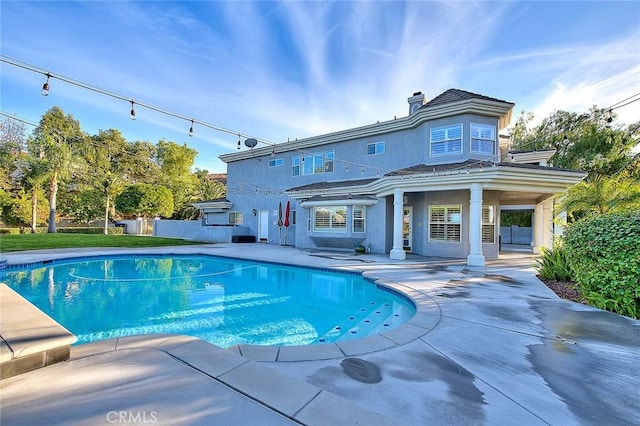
{"left": 1, "top": 243, "right": 639, "bottom": 425}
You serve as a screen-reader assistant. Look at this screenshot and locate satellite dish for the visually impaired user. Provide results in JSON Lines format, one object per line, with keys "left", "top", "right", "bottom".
{"left": 244, "top": 138, "right": 258, "bottom": 148}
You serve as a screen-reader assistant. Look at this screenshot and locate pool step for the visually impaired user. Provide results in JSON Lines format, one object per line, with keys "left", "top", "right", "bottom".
{"left": 0, "top": 284, "right": 77, "bottom": 379}
{"left": 316, "top": 302, "right": 401, "bottom": 343}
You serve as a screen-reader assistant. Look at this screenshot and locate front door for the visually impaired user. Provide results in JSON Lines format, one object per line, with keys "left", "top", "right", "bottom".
{"left": 258, "top": 210, "right": 269, "bottom": 242}
{"left": 403, "top": 206, "right": 413, "bottom": 252}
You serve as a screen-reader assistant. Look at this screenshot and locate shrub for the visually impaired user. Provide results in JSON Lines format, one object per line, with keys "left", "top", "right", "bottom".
{"left": 57, "top": 227, "right": 125, "bottom": 235}
{"left": 564, "top": 211, "right": 640, "bottom": 319}
{"left": 536, "top": 244, "right": 573, "bottom": 282}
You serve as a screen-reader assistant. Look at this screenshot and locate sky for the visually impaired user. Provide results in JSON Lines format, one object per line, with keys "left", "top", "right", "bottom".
{"left": 1, "top": 1, "right": 639, "bottom": 173}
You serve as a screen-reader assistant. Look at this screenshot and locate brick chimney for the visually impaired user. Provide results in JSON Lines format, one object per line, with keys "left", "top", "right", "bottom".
{"left": 408, "top": 91, "right": 426, "bottom": 115}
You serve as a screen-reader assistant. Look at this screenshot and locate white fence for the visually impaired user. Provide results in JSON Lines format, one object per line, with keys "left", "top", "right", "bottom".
{"left": 153, "top": 220, "right": 251, "bottom": 243}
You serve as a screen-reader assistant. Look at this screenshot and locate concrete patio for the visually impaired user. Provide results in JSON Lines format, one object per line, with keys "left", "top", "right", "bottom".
{"left": 1, "top": 243, "right": 639, "bottom": 425}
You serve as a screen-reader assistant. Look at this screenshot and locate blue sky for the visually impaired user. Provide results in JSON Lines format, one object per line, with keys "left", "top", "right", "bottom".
{"left": 2, "top": 1, "right": 639, "bottom": 173}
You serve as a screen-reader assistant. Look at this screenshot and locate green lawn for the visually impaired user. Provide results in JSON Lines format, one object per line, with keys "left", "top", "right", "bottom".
{"left": 0, "top": 234, "right": 205, "bottom": 252}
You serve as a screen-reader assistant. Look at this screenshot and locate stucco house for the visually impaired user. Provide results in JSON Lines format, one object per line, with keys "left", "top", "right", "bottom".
{"left": 193, "top": 89, "right": 585, "bottom": 266}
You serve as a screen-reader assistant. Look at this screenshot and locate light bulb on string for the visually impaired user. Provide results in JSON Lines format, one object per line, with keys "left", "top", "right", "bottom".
{"left": 189, "top": 120, "right": 194, "bottom": 137}
{"left": 130, "top": 101, "right": 136, "bottom": 120}
{"left": 41, "top": 73, "right": 51, "bottom": 96}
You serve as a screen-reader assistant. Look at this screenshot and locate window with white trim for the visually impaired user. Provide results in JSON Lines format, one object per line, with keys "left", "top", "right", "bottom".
{"left": 301, "top": 150, "right": 334, "bottom": 175}
{"left": 429, "top": 205, "right": 461, "bottom": 242}
{"left": 353, "top": 206, "right": 366, "bottom": 233}
{"left": 292, "top": 156, "right": 300, "bottom": 176}
{"left": 228, "top": 211, "right": 243, "bottom": 225}
{"left": 313, "top": 206, "right": 347, "bottom": 232}
{"left": 431, "top": 124, "right": 462, "bottom": 156}
{"left": 471, "top": 124, "right": 496, "bottom": 155}
{"left": 367, "top": 142, "right": 385, "bottom": 155}
{"left": 268, "top": 158, "right": 284, "bottom": 168}
{"left": 482, "top": 205, "right": 495, "bottom": 243}
{"left": 324, "top": 150, "right": 334, "bottom": 173}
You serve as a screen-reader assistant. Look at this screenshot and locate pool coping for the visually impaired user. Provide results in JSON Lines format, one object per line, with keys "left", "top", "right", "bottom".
{"left": 1, "top": 247, "right": 445, "bottom": 362}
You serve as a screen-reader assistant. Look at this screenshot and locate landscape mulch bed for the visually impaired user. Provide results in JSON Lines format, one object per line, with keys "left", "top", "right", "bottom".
{"left": 539, "top": 278, "right": 587, "bottom": 304}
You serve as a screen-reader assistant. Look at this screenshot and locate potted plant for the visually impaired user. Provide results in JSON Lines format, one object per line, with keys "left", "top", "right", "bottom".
{"left": 354, "top": 242, "right": 366, "bottom": 254}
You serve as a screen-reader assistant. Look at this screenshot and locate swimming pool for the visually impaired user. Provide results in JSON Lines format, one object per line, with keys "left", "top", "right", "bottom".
{"left": 3, "top": 254, "right": 416, "bottom": 348}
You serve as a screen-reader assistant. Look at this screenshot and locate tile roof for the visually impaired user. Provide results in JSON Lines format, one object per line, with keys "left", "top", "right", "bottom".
{"left": 386, "top": 160, "right": 581, "bottom": 176}
{"left": 422, "top": 89, "right": 514, "bottom": 109}
{"left": 287, "top": 178, "right": 377, "bottom": 192}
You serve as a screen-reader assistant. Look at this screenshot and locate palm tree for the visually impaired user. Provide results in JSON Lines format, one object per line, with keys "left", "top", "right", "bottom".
{"left": 560, "top": 175, "right": 640, "bottom": 220}
{"left": 30, "top": 107, "right": 83, "bottom": 233}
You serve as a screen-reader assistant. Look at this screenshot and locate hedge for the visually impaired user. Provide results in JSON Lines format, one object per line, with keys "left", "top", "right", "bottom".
{"left": 0, "top": 227, "right": 125, "bottom": 235}
{"left": 563, "top": 211, "right": 640, "bottom": 319}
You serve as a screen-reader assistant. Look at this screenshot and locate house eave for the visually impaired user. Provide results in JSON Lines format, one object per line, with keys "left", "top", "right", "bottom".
{"left": 220, "top": 99, "right": 514, "bottom": 163}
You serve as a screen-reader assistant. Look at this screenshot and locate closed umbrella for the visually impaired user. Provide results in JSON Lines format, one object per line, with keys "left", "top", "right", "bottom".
{"left": 284, "top": 201, "right": 290, "bottom": 245}
{"left": 277, "top": 201, "right": 283, "bottom": 244}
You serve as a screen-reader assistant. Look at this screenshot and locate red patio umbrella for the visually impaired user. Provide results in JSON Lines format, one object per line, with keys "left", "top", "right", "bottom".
{"left": 284, "top": 201, "right": 290, "bottom": 245}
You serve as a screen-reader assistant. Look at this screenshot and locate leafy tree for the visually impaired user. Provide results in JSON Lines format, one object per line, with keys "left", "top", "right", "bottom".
{"left": 155, "top": 140, "right": 198, "bottom": 215}
{"left": 560, "top": 175, "right": 640, "bottom": 220}
{"left": 77, "top": 129, "right": 130, "bottom": 233}
{"left": 58, "top": 189, "right": 105, "bottom": 224}
{"left": 29, "top": 107, "right": 84, "bottom": 232}
{"left": 115, "top": 183, "right": 174, "bottom": 218}
{"left": 510, "top": 107, "right": 639, "bottom": 180}
{"left": 0, "top": 116, "right": 26, "bottom": 188}
{"left": 175, "top": 169, "right": 226, "bottom": 219}
{"left": 125, "top": 141, "right": 160, "bottom": 184}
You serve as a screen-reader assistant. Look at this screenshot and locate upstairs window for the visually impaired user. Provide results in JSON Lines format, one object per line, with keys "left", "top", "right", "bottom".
{"left": 292, "top": 156, "right": 300, "bottom": 176}
{"left": 471, "top": 124, "right": 496, "bottom": 155}
{"left": 431, "top": 124, "right": 462, "bottom": 156}
{"left": 324, "top": 150, "right": 334, "bottom": 173}
{"left": 367, "top": 142, "right": 385, "bottom": 155}
{"left": 268, "top": 158, "right": 284, "bottom": 168}
{"left": 301, "top": 150, "right": 335, "bottom": 175}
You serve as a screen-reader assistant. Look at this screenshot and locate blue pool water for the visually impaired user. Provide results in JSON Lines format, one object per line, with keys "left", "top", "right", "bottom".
{"left": 3, "top": 255, "right": 415, "bottom": 347}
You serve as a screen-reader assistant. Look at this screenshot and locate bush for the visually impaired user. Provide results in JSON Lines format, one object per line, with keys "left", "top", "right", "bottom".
{"left": 536, "top": 244, "right": 573, "bottom": 282}
{"left": 564, "top": 211, "right": 640, "bottom": 319}
{"left": 57, "top": 227, "right": 124, "bottom": 235}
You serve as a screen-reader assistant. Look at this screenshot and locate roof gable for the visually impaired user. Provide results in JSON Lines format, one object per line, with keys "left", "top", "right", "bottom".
{"left": 423, "top": 89, "right": 514, "bottom": 109}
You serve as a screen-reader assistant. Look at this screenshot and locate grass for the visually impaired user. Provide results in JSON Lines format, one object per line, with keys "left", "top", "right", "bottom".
{"left": 0, "top": 233, "right": 205, "bottom": 252}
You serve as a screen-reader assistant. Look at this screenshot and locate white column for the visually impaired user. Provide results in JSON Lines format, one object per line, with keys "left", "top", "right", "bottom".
{"left": 467, "top": 183, "right": 485, "bottom": 266}
{"left": 532, "top": 202, "right": 543, "bottom": 254}
{"left": 542, "top": 198, "right": 554, "bottom": 249}
{"left": 390, "top": 189, "right": 406, "bottom": 260}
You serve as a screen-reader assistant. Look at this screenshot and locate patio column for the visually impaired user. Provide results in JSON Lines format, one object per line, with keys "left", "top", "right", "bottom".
{"left": 542, "top": 197, "right": 554, "bottom": 249}
{"left": 532, "top": 202, "right": 543, "bottom": 254}
{"left": 467, "top": 183, "right": 485, "bottom": 267}
{"left": 390, "top": 188, "right": 406, "bottom": 260}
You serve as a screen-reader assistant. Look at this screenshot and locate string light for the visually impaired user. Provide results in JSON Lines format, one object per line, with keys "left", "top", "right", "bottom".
{"left": 130, "top": 100, "right": 136, "bottom": 121}
{"left": 41, "top": 73, "right": 51, "bottom": 96}
{"left": 189, "top": 119, "right": 194, "bottom": 137}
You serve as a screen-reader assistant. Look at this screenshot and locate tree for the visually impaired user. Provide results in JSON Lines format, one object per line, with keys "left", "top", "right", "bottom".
{"left": 58, "top": 189, "right": 105, "bottom": 224}
{"left": 29, "top": 107, "right": 84, "bottom": 233}
{"left": 560, "top": 175, "right": 640, "bottom": 220}
{"left": 115, "top": 183, "right": 174, "bottom": 218}
{"left": 0, "top": 116, "right": 28, "bottom": 225}
{"left": 510, "top": 107, "right": 639, "bottom": 181}
{"left": 155, "top": 140, "right": 198, "bottom": 215}
{"left": 125, "top": 141, "right": 160, "bottom": 184}
{"left": 78, "top": 129, "right": 130, "bottom": 234}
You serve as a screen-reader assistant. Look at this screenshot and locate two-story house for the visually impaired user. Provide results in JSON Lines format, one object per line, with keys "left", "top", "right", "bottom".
{"left": 196, "top": 88, "right": 585, "bottom": 266}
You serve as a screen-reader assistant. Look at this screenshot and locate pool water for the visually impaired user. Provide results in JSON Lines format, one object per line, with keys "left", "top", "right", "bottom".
{"left": 3, "top": 255, "right": 415, "bottom": 348}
